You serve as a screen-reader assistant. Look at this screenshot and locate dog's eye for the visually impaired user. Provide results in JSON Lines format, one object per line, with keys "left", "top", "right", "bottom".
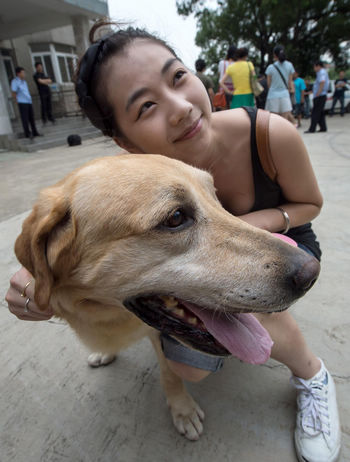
{"left": 160, "top": 209, "right": 193, "bottom": 230}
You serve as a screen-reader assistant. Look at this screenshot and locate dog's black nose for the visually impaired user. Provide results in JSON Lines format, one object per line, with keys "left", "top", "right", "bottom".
{"left": 292, "top": 257, "right": 320, "bottom": 291}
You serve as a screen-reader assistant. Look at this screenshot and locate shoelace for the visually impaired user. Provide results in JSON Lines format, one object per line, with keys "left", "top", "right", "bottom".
{"left": 291, "top": 375, "right": 330, "bottom": 436}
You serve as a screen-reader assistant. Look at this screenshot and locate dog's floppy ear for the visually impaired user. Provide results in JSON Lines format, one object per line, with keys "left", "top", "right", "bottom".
{"left": 15, "top": 186, "right": 77, "bottom": 310}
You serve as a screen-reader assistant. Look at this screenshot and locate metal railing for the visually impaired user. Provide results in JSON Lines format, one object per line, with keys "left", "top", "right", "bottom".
{"left": 8, "top": 88, "right": 83, "bottom": 125}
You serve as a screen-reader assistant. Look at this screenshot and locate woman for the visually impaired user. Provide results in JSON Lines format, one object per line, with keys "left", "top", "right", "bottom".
{"left": 265, "top": 45, "right": 296, "bottom": 124}
{"left": 218, "top": 45, "right": 236, "bottom": 109}
{"left": 219, "top": 47, "right": 255, "bottom": 109}
{"left": 6, "top": 21, "right": 341, "bottom": 462}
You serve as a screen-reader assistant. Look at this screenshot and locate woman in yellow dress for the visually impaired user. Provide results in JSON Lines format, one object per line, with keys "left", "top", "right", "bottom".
{"left": 220, "top": 47, "right": 255, "bottom": 109}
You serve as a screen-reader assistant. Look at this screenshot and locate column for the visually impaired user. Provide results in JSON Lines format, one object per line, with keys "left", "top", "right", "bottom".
{"left": 71, "top": 15, "right": 91, "bottom": 59}
{"left": 0, "top": 80, "right": 12, "bottom": 135}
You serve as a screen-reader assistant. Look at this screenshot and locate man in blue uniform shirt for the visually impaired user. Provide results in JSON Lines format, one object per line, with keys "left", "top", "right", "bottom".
{"left": 305, "top": 60, "right": 329, "bottom": 133}
{"left": 11, "top": 67, "right": 41, "bottom": 139}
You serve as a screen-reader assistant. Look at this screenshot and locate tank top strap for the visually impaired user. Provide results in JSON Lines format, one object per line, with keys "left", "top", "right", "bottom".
{"left": 241, "top": 106, "right": 283, "bottom": 212}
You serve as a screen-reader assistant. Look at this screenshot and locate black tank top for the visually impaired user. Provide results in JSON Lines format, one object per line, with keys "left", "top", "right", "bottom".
{"left": 243, "top": 106, "right": 321, "bottom": 260}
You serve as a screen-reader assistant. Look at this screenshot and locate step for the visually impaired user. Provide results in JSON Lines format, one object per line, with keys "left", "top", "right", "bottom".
{"left": 22, "top": 130, "right": 102, "bottom": 152}
{"left": 6, "top": 116, "right": 103, "bottom": 152}
{"left": 12, "top": 118, "right": 97, "bottom": 137}
{"left": 19, "top": 125, "right": 101, "bottom": 145}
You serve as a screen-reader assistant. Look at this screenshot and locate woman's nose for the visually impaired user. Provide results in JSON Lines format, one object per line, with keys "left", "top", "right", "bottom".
{"left": 168, "top": 93, "right": 193, "bottom": 126}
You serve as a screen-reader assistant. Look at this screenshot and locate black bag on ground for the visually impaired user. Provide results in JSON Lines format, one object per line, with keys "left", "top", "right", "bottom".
{"left": 67, "top": 134, "right": 82, "bottom": 146}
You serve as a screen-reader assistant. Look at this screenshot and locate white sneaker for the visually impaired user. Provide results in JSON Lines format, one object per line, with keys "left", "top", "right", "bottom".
{"left": 291, "top": 359, "right": 341, "bottom": 462}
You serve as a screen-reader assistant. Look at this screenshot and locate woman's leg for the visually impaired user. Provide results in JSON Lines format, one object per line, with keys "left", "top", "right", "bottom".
{"left": 281, "top": 111, "right": 297, "bottom": 126}
{"left": 254, "top": 310, "right": 321, "bottom": 378}
{"left": 166, "top": 359, "right": 212, "bottom": 382}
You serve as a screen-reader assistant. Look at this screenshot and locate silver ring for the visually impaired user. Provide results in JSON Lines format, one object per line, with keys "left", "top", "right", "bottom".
{"left": 24, "top": 297, "right": 30, "bottom": 313}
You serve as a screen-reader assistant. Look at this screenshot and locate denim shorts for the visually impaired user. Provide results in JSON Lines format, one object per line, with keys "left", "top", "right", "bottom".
{"left": 161, "top": 333, "right": 224, "bottom": 372}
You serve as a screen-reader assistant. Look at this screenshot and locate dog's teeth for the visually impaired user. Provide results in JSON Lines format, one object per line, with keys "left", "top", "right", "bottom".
{"left": 175, "top": 308, "right": 185, "bottom": 317}
{"left": 161, "top": 295, "right": 178, "bottom": 308}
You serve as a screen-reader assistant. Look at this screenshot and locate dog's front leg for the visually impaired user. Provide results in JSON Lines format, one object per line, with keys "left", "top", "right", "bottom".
{"left": 148, "top": 330, "right": 205, "bottom": 441}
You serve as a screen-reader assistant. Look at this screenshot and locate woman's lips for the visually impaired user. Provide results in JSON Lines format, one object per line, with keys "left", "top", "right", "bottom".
{"left": 174, "top": 117, "right": 202, "bottom": 142}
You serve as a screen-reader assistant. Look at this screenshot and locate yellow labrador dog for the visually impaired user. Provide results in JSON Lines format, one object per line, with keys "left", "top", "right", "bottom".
{"left": 14, "top": 154, "right": 319, "bottom": 441}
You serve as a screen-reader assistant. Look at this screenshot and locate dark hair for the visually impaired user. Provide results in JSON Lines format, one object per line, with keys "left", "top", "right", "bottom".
{"left": 236, "top": 47, "right": 248, "bottom": 59}
{"left": 314, "top": 60, "right": 324, "bottom": 67}
{"left": 195, "top": 58, "right": 206, "bottom": 72}
{"left": 226, "top": 45, "right": 236, "bottom": 60}
{"left": 35, "top": 62, "right": 43, "bottom": 68}
{"left": 273, "top": 45, "right": 286, "bottom": 63}
{"left": 74, "top": 19, "right": 179, "bottom": 138}
{"left": 15, "top": 66, "right": 24, "bottom": 74}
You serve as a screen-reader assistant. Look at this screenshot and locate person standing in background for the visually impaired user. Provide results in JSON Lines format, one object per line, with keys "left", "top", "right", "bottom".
{"left": 256, "top": 74, "right": 268, "bottom": 109}
{"left": 195, "top": 59, "right": 215, "bottom": 109}
{"left": 218, "top": 45, "right": 236, "bottom": 109}
{"left": 11, "top": 67, "right": 41, "bottom": 139}
{"left": 305, "top": 61, "right": 329, "bottom": 133}
{"left": 329, "top": 70, "right": 348, "bottom": 117}
{"left": 303, "top": 79, "right": 313, "bottom": 119}
{"left": 219, "top": 47, "right": 255, "bottom": 109}
{"left": 293, "top": 71, "right": 306, "bottom": 128}
{"left": 33, "top": 62, "right": 55, "bottom": 125}
{"left": 265, "top": 45, "right": 295, "bottom": 125}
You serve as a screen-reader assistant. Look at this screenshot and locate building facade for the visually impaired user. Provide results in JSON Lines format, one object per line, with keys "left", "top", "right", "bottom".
{"left": 0, "top": 0, "right": 109, "bottom": 135}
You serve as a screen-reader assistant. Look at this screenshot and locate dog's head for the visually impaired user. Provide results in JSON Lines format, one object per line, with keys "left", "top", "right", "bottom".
{"left": 15, "top": 154, "right": 320, "bottom": 363}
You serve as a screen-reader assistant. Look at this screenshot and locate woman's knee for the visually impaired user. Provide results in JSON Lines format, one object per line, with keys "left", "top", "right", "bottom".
{"left": 166, "top": 358, "right": 211, "bottom": 383}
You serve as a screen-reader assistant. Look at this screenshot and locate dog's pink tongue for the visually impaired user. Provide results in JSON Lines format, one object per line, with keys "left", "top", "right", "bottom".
{"left": 184, "top": 303, "right": 273, "bottom": 364}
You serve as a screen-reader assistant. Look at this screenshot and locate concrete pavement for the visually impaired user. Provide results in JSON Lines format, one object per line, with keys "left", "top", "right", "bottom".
{"left": 0, "top": 117, "right": 349, "bottom": 462}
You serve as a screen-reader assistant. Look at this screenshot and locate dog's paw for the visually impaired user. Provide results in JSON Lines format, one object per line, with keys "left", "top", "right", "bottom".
{"left": 168, "top": 394, "right": 205, "bottom": 441}
{"left": 87, "top": 353, "right": 116, "bottom": 367}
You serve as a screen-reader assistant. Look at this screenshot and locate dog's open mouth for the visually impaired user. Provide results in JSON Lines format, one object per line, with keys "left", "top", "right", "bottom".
{"left": 123, "top": 295, "right": 273, "bottom": 364}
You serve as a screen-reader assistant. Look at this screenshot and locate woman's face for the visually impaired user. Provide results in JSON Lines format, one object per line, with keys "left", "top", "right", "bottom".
{"left": 105, "top": 40, "right": 213, "bottom": 158}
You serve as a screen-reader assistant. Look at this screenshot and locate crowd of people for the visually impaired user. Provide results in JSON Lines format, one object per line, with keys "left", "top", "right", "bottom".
{"left": 197, "top": 45, "right": 348, "bottom": 134}
{"left": 6, "top": 21, "right": 344, "bottom": 462}
{"left": 10, "top": 62, "right": 55, "bottom": 139}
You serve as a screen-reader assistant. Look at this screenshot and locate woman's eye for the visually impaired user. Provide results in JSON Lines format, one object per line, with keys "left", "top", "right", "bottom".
{"left": 173, "top": 70, "right": 186, "bottom": 84}
{"left": 138, "top": 101, "right": 154, "bottom": 118}
{"left": 161, "top": 209, "right": 191, "bottom": 229}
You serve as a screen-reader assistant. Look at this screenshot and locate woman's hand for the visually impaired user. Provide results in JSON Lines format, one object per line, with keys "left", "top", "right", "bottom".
{"left": 5, "top": 267, "right": 53, "bottom": 321}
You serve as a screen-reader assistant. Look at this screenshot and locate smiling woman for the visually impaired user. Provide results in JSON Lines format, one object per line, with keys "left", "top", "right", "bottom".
{"left": 74, "top": 20, "right": 212, "bottom": 158}
{"left": 6, "top": 18, "right": 341, "bottom": 460}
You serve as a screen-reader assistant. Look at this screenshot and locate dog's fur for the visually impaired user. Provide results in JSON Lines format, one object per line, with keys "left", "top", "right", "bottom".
{"left": 15, "top": 154, "right": 319, "bottom": 440}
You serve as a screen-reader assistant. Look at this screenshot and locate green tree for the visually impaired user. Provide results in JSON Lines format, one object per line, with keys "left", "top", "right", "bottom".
{"left": 177, "top": 0, "right": 350, "bottom": 76}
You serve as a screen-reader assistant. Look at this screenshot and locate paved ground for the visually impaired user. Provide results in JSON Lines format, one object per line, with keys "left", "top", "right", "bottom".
{"left": 0, "top": 117, "right": 349, "bottom": 462}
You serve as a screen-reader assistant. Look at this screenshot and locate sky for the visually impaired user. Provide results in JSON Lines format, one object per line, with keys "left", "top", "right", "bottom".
{"left": 107, "top": 0, "right": 201, "bottom": 70}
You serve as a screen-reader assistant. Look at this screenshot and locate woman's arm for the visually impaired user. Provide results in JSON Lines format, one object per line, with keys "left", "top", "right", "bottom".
{"left": 288, "top": 73, "right": 295, "bottom": 94}
{"left": 219, "top": 72, "right": 234, "bottom": 94}
{"left": 266, "top": 74, "right": 272, "bottom": 88}
{"left": 249, "top": 62, "right": 256, "bottom": 77}
{"left": 238, "top": 114, "right": 323, "bottom": 232}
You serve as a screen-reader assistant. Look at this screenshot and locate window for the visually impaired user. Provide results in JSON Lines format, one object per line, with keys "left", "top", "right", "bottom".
{"left": 58, "top": 56, "right": 68, "bottom": 82}
{"left": 43, "top": 55, "right": 55, "bottom": 81}
{"left": 30, "top": 43, "right": 77, "bottom": 84}
{"left": 4, "top": 57, "right": 15, "bottom": 85}
{"left": 57, "top": 54, "right": 76, "bottom": 82}
{"left": 32, "top": 53, "right": 56, "bottom": 81}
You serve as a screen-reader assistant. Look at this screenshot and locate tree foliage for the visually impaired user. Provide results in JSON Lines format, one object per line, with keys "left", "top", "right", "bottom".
{"left": 176, "top": 0, "right": 350, "bottom": 76}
